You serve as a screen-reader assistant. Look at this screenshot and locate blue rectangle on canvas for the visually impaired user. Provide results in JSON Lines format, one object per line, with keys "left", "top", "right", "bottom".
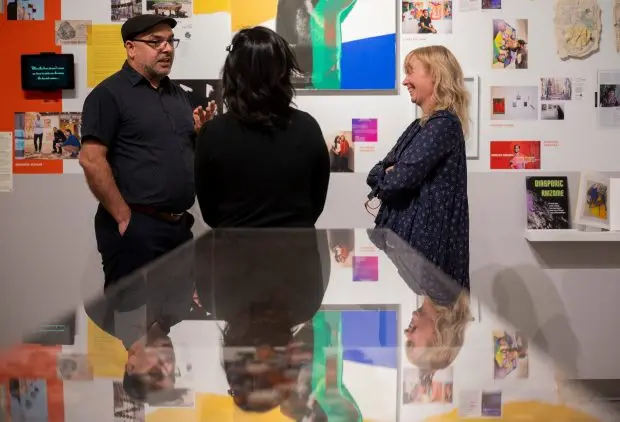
{"left": 340, "top": 33, "right": 397, "bottom": 90}
{"left": 340, "top": 309, "right": 398, "bottom": 369}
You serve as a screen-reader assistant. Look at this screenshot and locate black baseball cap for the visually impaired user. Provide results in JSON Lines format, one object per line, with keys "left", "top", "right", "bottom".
{"left": 121, "top": 14, "right": 177, "bottom": 43}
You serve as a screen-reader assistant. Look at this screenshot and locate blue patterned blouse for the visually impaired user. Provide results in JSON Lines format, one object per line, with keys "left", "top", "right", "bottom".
{"left": 367, "top": 109, "right": 470, "bottom": 290}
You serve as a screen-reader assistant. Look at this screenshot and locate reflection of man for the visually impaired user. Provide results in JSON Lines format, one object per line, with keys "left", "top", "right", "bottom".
{"left": 84, "top": 240, "right": 194, "bottom": 404}
{"left": 79, "top": 15, "right": 214, "bottom": 291}
{"left": 418, "top": 9, "right": 436, "bottom": 33}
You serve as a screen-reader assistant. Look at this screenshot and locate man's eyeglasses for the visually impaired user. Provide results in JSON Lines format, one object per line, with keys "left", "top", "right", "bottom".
{"left": 132, "top": 38, "right": 180, "bottom": 49}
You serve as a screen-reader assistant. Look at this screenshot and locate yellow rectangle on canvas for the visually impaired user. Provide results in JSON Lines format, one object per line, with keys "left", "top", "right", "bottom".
{"left": 230, "top": 0, "right": 277, "bottom": 31}
{"left": 194, "top": 0, "right": 230, "bottom": 14}
{"left": 87, "top": 24, "right": 126, "bottom": 88}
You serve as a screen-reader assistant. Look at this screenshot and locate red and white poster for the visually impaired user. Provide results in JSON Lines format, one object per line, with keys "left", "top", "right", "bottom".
{"left": 490, "top": 140, "right": 541, "bottom": 170}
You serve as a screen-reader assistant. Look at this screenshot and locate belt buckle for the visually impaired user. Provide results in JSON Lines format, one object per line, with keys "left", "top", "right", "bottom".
{"left": 169, "top": 211, "right": 184, "bottom": 221}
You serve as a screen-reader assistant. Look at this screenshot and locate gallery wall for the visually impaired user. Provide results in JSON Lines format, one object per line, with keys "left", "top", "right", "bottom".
{"left": 1, "top": 0, "right": 620, "bottom": 420}
{"left": 3, "top": 0, "right": 620, "bottom": 176}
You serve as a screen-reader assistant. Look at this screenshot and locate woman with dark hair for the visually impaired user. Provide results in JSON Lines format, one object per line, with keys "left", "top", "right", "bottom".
{"left": 194, "top": 26, "right": 330, "bottom": 228}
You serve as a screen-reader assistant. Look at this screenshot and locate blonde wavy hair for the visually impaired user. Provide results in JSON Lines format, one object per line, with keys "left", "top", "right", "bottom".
{"left": 405, "top": 45, "right": 470, "bottom": 138}
{"left": 407, "top": 290, "right": 471, "bottom": 370}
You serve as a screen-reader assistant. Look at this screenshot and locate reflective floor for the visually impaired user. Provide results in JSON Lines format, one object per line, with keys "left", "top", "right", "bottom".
{"left": 0, "top": 229, "right": 618, "bottom": 421}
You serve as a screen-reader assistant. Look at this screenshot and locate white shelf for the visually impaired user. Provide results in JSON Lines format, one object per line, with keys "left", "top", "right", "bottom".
{"left": 525, "top": 229, "right": 620, "bottom": 242}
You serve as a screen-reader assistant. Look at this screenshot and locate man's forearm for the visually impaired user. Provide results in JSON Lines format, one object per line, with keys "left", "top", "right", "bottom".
{"left": 82, "top": 158, "right": 130, "bottom": 223}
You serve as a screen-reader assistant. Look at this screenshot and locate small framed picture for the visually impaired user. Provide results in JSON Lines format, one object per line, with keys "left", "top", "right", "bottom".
{"left": 574, "top": 171, "right": 610, "bottom": 230}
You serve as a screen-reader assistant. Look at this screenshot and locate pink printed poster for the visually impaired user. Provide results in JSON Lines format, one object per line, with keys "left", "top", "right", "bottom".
{"left": 352, "top": 118, "right": 378, "bottom": 142}
{"left": 352, "top": 256, "right": 379, "bottom": 281}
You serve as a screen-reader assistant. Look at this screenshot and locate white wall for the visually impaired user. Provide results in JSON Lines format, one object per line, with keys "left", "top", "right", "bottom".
{"left": 58, "top": 0, "right": 620, "bottom": 176}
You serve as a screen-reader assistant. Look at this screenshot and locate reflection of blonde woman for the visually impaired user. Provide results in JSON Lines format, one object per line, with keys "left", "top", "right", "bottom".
{"left": 368, "top": 229, "right": 471, "bottom": 371}
{"left": 405, "top": 291, "right": 470, "bottom": 370}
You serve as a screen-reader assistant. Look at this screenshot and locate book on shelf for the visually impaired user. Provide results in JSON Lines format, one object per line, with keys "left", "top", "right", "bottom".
{"left": 526, "top": 176, "right": 570, "bottom": 230}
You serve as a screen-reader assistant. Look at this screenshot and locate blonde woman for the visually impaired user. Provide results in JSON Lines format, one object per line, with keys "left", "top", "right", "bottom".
{"left": 367, "top": 45, "right": 470, "bottom": 291}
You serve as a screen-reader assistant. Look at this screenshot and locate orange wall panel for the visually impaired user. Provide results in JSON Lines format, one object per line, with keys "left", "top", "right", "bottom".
{"left": 0, "top": 0, "right": 63, "bottom": 133}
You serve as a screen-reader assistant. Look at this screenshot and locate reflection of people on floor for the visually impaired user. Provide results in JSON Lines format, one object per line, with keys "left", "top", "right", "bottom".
{"left": 368, "top": 230, "right": 471, "bottom": 382}
{"left": 84, "top": 256, "right": 195, "bottom": 406}
{"left": 52, "top": 127, "right": 67, "bottom": 154}
{"left": 61, "top": 129, "right": 81, "bottom": 158}
{"left": 33, "top": 114, "right": 43, "bottom": 153}
{"left": 329, "top": 134, "right": 352, "bottom": 172}
{"left": 418, "top": 9, "right": 436, "bottom": 33}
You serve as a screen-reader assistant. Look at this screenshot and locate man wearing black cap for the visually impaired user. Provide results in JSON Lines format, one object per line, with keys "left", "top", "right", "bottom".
{"left": 79, "top": 14, "right": 216, "bottom": 291}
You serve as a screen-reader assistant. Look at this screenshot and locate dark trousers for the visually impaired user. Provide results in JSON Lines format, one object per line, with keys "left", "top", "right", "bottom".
{"left": 53, "top": 140, "right": 63, "bottom": 153}
{"left": 94, "top": 205, "right": 194, "bottom": 291}
{"left": 33, "top": 133, "right": 43, "bottom": 152}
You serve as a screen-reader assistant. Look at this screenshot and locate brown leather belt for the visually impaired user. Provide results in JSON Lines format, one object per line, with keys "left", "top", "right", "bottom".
{"left": 129, "top": 204, "right": 184, "bottom": 223}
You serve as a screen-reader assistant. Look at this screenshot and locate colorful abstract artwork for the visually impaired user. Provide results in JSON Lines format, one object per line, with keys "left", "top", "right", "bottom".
{"left": 231, "top": 0, "right": 397, "bottom": 91}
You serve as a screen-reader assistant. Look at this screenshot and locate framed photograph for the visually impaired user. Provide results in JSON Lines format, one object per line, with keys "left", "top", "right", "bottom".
{"left": 414, "top": 75, "right": 480, "bottom": 158}
{"left": 236, "top": 0, "right": 399, "bottom": 93}
{"left": 574, "top": 171, "right": 610, "bottom": 230}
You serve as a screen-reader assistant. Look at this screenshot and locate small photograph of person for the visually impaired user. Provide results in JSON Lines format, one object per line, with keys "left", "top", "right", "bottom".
{"left": 492, "top": 19, "right": 528, "bottom": 69}
{"left": 509, "top": 143, "right": 526, "bottom": 169}
{"left": 401, "top": 1, "right": 452, "bottom": 35}
{"left": 52, "top": 126, "right": 67, "bottom": 154}
{"left": 540, "top": 77, "right": 572, "bottom": 101}
{"left": 600, "top": 84, "right": 620, "bottom": 107}
{"left": 541, "top": 103, "right": 565, "bottom": 120}
{"left": 7, "top": 0, "right": 45, "bottom": 20}
{"left": 327, "top": 131, "right": 354, "bottom": 172}
{"left": 111, "top": 0, "right": 142, "bottom": 21}
{"left": 418, "top": 9, "right": 436, "bottom": 33}
{"left": 59, "top": 129, "right": 81, "bottom": 158}
{"left": 32, "top": 113, "right": 44, "bottom": 154}
{"left": 15, "top": 112, "right": 82, "bottom": 160}
{"left": 328, "top": 229, "right": 354, "bottom": 267}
